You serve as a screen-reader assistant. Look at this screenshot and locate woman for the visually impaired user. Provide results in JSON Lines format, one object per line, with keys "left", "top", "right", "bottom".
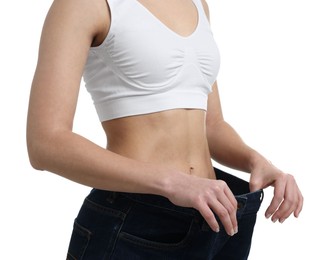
{"left": 27, "top": 0, "right": 303, "bottom": 259}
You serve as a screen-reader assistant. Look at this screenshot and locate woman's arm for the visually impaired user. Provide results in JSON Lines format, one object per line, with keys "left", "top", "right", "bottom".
{"left": 26, "top": 0, "right": 171, "bottom": 195}
{"left": 206, "top": 83, "right": 257, "bottom": 172}
{"left": 206, "top": 82, "right": 303, "bottom": 222}
{"left": 201, "top": 0, "right": 257, "bottom": 173}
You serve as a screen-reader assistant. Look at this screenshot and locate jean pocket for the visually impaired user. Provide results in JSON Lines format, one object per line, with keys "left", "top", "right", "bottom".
{"left": 67, "top": 220, "right": 91, "bottom": 260}
{"left": 118, "top": 203, "right": 196, "bottom": 250}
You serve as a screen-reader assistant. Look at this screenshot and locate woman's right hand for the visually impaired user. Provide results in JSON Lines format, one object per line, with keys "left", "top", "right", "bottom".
{"left": 164, "top": 172, "right": 238, "bottom": 236}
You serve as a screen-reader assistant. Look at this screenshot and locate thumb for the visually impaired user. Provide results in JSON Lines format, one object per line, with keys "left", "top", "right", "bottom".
{"left": 249, "top": 179, "right": 262, "bottom": 192}
{"left": 249, "top": 172, "right": 267, "bottom": 192}
{"left": 250, "top": 172, "right": 273, "bottom": 192}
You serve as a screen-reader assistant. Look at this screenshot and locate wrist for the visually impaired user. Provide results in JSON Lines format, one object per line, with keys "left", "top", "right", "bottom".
{"left": 150, "top": 166, "right": 177, "bottom": 198}
{"left": 155, "top": 167, "right": 190, "bottom": 200}
{"left": 248, "top": 149, "right": 281, "bottom": 175}
{"left": 247, "top": 149, "right": 267, "bottom": 172}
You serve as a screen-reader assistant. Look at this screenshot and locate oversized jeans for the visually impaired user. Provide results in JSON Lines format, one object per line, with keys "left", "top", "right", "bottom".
{"left": 67, "top": 168, "right": 263, "bottom": 260}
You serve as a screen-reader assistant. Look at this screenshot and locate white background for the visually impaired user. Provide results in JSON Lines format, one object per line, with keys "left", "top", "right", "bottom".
{"left": 1, "top": 0, "right": 325, "bottom": 259}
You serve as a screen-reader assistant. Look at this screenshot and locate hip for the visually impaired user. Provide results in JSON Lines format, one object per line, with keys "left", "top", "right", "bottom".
{"left": 67, "top": 168, "right": 263, "bottom": 259}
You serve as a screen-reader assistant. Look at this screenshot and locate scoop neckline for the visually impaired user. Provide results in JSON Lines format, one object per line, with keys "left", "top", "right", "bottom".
{"left": 134, "top": 0, "right": 200, "bottom": 40}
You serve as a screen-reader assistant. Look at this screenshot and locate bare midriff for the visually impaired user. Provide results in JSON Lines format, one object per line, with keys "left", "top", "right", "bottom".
{"left": 102, "top": 109, "right": 216, "bottom": 179}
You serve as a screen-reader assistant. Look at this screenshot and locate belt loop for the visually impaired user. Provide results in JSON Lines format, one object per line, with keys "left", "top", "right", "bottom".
{"left": 106, "top": 191, "right": 117, "bottom": 204}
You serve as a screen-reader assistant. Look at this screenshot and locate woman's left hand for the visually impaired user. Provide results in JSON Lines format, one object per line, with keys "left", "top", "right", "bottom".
{"left": 249, "top": 157, "right": 303, "bottom": 223}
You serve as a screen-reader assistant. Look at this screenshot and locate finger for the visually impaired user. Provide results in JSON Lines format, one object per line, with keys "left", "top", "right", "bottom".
{"left": 213, "top": 180, "right": 237, "bottom": 234}
{"left": 294, "top": 192, "right": 304, "bottom": 218}
{"left": 272, "top": 179, "right": 297, "bottom": 222}
{"left": 222, "top": 185, "right": 238, "bottom": 232}
{"left": 223, "top": 184, "right": 238, "bottom": 210}
{"left": 273, "top": 200, "right": 296, "bottom": 223}
{"left": 208, "top": 199, "right": 236, "bottom": 236}
{"left": 265, "top": 178, "right": 286, "bottom": 220}
{"left": 276, "top": 194, "right": 302, "bottom": 223}
{"left": 293, "top": 179, "right": 304, "bottom": 218}
{"left": 197, "top": 203, "right": 220, "bottom": 233}
{"left": 275, "top": 176, "right": 303, "bottom": 222}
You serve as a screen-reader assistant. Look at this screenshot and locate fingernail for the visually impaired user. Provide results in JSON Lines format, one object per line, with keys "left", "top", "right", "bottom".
{"left": 266, "top": 213, "right": 272, "bottom": 219}
{"left": 215, "top": 227, "right": 220, "bottom": 233}
{"left": 229, "top": 229, "right": 235, "bottom": 236}
{"left": 234, "top": 226, "right": 238, "bottom": 234}
{"left": 279, "top": 218, "right": 285, "bottom": 223}
{"left": 272, "top": 218, "right": 277, "bottom": 223}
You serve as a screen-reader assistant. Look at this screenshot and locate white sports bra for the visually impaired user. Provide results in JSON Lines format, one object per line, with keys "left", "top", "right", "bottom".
{"left": 83, "top": 0, "right": 220, "bottom": 122}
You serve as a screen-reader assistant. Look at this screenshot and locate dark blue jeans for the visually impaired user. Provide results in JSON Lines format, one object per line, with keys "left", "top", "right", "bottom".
{"left": 67, "top": 168, "right": 263, "bottom": 260}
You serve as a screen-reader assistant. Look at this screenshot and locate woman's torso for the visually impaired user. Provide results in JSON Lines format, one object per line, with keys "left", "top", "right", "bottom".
{"left": 91, "top": 0, "right": 217, "bottom": 179}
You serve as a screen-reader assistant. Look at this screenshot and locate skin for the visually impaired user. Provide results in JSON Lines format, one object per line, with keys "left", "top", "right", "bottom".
{"left": 27, "top": 0, "right": 303, "bottom": 237}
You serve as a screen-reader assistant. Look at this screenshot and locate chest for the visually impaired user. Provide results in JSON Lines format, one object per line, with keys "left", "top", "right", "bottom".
{"left": 136, "top": 0, "right": 199, "bottom": 38}
{"left": 104, "top": 0, "right": 219, "bottom": 87}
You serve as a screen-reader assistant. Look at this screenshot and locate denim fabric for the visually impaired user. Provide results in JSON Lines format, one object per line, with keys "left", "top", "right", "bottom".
{"left": 66, "top": 168, "right": 263, "bottom": 260}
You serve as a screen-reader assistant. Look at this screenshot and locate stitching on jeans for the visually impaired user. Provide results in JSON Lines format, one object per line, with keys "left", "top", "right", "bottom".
{"left": 67, "top": 221, "right": 92, "bottom": 259}
{"left": 84, "top": 198, "right": 126, "bottom": 219}
{"left": 118, "top": 219, "right": 196, "bottom": 250}
{"left": 105, "top": 200, "right": 134, "bottom": 259}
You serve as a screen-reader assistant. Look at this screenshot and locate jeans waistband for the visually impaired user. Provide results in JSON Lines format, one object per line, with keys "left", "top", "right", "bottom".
{"left": 214, "top": 167, "right": 264, "bottom": 215}
{"left": 87, "top": 168, "right": 263, "bottom": 218}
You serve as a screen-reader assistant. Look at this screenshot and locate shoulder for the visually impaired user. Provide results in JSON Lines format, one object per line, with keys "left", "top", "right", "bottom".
{"left": 47, "top": 0, "right": 110, "bottom": 40}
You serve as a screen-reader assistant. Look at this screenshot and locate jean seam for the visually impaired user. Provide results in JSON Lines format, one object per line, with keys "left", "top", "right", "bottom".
{"left": 67, "top": 220, "right": 92, "bottom": 259}
{"left": 105, "top": 200, "right": 134, "bottom": 259}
